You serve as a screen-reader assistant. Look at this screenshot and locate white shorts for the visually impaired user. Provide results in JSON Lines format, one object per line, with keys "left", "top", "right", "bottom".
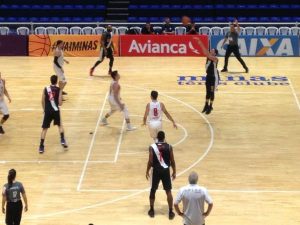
{"left": 54, "top": 66, "right": 66, "bottom": 82}
{"left": 109, "top": 97, "right": 121, "bottom": 111}
{"left": 0, "top": 101, "right": 9, "bottom": 115}
{"left": 148, "top": 120, "right": 162, "bottom": 139}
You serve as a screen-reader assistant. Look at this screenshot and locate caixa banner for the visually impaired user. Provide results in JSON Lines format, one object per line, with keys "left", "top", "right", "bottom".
{"left": 120, "top": 35, "right": 208, "bottom": 56}
{"left": 211, "top": 36, "right": 299, "bottom": 57}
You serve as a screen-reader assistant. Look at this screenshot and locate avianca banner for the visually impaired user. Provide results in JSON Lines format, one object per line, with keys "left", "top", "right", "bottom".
{"left": 29, "top": 35, "right": 119, "bottom": 57}
{"left": 119, "top": 35, "right": 208, "bottom": 56}
{"left": 210, "top": 35, "right": 299, "bottom": 57}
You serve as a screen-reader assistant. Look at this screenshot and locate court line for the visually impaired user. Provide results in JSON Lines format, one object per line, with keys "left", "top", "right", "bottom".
{"left": 288, "top": 78, "right": 300, "bottom": 111}
{"left": 79, "top": 189, "right": 300, "bottom": 194}
{"left": 0, "top": 117, "right": 189, "bottom": 164}
{"left": 25, "top": 85, "right": 215, "bottom": 219}
{"left": 155, "top": 91, "right": 214, "bottom": 177}
{"left": 26, "top": 190, "right": 146, "bottom": 220}
{"left": 114, "top": 120, "right": 126, "bottom": 163}
{"left": 76, "top": 92, "right": 109, "bottom": 191}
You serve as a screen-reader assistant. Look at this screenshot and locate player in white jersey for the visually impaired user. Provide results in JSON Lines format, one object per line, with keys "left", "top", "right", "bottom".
{"left": 101, "top": 71, "right": 136, "bottom": 131}
{"left": 143, "top": 91, "right": 177, "bottom": 141}
{"left": 53, "top": 40, "right": 69, "bottom": 94}
{"left": 0, "top": 72, "right": 11, "bottom": 135}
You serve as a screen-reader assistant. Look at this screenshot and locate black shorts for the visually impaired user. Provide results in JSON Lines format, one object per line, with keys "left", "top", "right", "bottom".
{"left": 42, "top": 111, "right": 61, "bottom": 128}
{"left": 101, "top": 47, "right": 113, "bottom": 60}
{"left": 151, "top": 167, "right": 172, "bottom": 191}
{"left": 205, "top": 74, "right": 216, "bottom": 87}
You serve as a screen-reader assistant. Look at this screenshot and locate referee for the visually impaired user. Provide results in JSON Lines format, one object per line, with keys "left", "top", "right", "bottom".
{"left": 146, "top": 131, "right": 176, "bottom": 220}
{"left": 221, "top": 19, "right": 249, "bottom": 73}
{"left": 2, "top": 169, "right": 28, "bottom": 225}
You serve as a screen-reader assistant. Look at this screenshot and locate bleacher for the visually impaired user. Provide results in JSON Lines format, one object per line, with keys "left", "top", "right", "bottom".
{"left": 0, "top": 0, "right": 106, "bottom": 23}
{"left": 128, "top": 0, "right": 300, "bottom": 23}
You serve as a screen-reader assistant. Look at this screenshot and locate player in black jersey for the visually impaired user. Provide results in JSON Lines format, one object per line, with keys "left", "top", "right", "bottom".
{"left": 194, "top": 37, "right": 220, "bottom": 114}
{"left": 38, "top": 75, "right": 67, "bottom": 153}
{"left": 90, "top": 25, "right": 115, "bottom": 76}
{"left": 146, "top": 131, "right": 176, "bottom": 220}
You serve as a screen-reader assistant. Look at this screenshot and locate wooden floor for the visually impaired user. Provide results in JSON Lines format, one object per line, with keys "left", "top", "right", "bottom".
{"left": 0, "top": 56, "right": 299, "bottom": 225}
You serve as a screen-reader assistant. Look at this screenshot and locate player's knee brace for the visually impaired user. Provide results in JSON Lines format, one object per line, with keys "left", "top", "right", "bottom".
{"left": 2, "top": 114, "right": 9, "bottom": 121}
{"left": 150, "top": 189, "right": 156, "bottom": 199}
{"left": 210, "top": 91, "right": 215, "bottom": 101}
{"left": 122, "top": 107, "right": 129, "bottom": 120}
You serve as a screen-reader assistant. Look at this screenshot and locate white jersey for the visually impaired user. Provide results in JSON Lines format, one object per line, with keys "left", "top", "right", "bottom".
{"left": 148, "top": 101, "right": 162, "bottom": 121}
{"left": 0, "top": 79, "right": 4, "bottom": 101}
{"left": 175, "top": 184, "right": 213, "bottom": 225}
{"left": 109, "top": 80, "right": 120, "bottom": 99}
{"left": 54, "top": 48, "right": 64, "bottom": 68}
{"left": 109, "top": 80, "right": 120, "bottom": 105}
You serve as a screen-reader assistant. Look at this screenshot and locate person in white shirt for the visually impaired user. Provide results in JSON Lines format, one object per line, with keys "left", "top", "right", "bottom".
{"left": 143, "top": 90, "right": 177, "bottom": 141}
{"left": 174, "top": 172, "right": 213, "bottom": 225}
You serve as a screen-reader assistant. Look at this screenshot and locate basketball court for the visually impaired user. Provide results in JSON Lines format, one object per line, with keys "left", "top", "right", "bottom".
{"left": 0, "top": 56, "right": 299, "bottom": 225}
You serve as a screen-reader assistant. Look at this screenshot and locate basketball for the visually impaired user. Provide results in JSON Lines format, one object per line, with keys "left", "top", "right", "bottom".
{"left": 28, "top": 34, "right": 51, "bottom": 56}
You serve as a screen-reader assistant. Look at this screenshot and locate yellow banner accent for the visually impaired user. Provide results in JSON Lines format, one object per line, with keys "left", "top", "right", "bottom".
{"left": 29, "top": 34, "right": 119, "bottom": 57}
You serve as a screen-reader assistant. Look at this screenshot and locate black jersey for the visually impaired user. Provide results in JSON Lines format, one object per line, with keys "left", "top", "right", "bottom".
{"left": 44, "top": 85, "right": 60, "bottom": 112}
{"left": 206, "top": 58, "right": 218, "bottom": 76}
{"left": 102, "top": 31, "right": 112, "bottom": 48}
{"left": 152, "top": 142, "right": 171, "bottom": 170}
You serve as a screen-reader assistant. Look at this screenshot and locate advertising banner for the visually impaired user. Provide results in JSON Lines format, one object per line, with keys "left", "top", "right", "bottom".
{"left": 119, "top": 35, "right": 209, "bottom": 56}
{"left": 0, "top": 36, "right": 28, "bottom": 56}
{"left": 210, "top": 35, "right": 299, "bottom": 57}
{"left": 29, "top": 35, "right": 119, "bottom": 57}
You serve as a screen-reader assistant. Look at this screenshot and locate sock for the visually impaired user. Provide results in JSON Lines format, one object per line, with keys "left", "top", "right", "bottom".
{"left": 40, "top": 139, "right": 45, "bottom": 146}
{"left": 60, "top": 132, "right": 64, "bottom": 139}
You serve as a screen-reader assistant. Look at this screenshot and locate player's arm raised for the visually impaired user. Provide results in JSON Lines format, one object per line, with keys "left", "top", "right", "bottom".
{"left": 170, "top": 145, "right": 176, "bottom": 180}
{"left": 146, "top": 146, "right": 153, "bottom": 180}
{"left": 235, "top": 18, "right": 241, "bottom": 33}
{"left": 161, "top": 103, "right": 177, "bottom": 129}
{"left": 143, "top": 103, "right": 150, "bottom": 126}
{"left": 193, "top": 37, "right": 217, "bottom": 62}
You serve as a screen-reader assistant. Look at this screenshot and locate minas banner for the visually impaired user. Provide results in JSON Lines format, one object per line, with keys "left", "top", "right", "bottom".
{"left": 29, "top": 34, "right": 119, "bottom": 57}
{"left": 119, "top": 35, "right": 209, "bottom": 56}
{"left": 211, "top": 35, "right": 299, "bottom": 57}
